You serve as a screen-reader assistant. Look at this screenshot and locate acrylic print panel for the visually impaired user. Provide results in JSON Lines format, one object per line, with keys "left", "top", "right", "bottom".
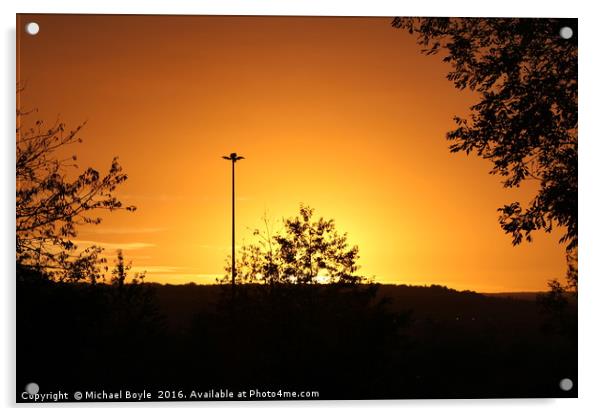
{"left": 16, "top": 14, "right": 577, "bottom": 402}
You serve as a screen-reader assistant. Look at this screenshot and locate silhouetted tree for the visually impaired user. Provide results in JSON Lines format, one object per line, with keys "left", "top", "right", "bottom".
{"left": 222, "top": 204, "right": 368, "bottom": 285}
{"left": 111, "top": 249, "right": 146, "bottom": 289}
{"left": 392, "top": 18, "right": 577, "bottom": 270}
{"left": 16, "top": 86, "right": 135, "bottom": 282}
{"left": 108, "top": 249, "right": 156, "bottom": 326}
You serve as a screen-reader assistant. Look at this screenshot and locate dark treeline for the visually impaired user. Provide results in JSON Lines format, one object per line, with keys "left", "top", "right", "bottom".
{"left": 17, "top": 267, "right": 577, "bottom": 400}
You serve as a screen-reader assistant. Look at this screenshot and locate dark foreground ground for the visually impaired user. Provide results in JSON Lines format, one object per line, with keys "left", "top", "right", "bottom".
{"left": 17, "top": 274, "right": 577, "bottom": 401}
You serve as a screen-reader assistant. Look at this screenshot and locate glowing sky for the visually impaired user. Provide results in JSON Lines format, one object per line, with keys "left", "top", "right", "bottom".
{"left": 17, "top": 14, "right": 568, "bottom": 291}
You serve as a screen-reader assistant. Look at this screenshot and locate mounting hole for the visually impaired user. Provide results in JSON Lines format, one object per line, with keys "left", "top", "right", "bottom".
{"left": 25, "top": 22, "right": 40, "bottom": 36}
{"left": 25, "top": 382, "right": 39, "bottom": 394}
{"left": 559, "top": 26, "right": 573, "bottom": 40}
{"left": 559, "top": 378, "right": 573, "bottom": 391}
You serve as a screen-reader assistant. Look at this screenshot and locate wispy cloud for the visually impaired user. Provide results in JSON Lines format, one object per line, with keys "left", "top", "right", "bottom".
{"left": 197, "top": 244, "right": 241, "bottom": 250}
{"left": 125, "top": 255, "right": 153, "bottom": 260}
{"left": 121, "top": 194, "right": 184, "bottom": 202}
{"left": 130, "top": 266, "right": 186, "bottom": 275}
{"left": 73, "top": 240, "right": 156, "bottom": 250}
{"left": 89, "top": 227, "right": 167, "bottom": 235}
{"left": 121, "top": 194, "right": 252, "bottom": 203}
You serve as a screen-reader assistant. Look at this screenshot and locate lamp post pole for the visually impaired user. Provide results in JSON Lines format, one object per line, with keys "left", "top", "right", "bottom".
{"left": 222, "top": 153, "right": 244, "bottom": 287}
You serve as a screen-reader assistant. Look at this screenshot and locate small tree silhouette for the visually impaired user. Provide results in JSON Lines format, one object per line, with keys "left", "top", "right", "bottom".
{"left": 111, "top": 249, "right": 146, "bottom": 290}
{"left": 222, "top": 204, "right": 368, "bottom": 285}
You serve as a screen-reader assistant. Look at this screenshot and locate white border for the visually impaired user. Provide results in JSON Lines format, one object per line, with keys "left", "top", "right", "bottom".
{"left": 2, "top": 1, "right": 600, "bottom": 415}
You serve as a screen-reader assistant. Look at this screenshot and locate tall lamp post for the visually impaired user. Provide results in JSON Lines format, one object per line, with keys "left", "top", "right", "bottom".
{"left": 222, "top": 152, "right": 244, "bottom": 287}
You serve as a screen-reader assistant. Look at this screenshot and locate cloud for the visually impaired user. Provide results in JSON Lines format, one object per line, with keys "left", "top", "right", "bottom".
{"left": 197, "top": 244, "right": 241, "bottom": 250}
{"left": 90, "top": 227, "right": 167, "bottom": 235}
{"left": 120, "top": 194, "right": 252, "bottom": 203}
{"left": 120, "top": 194, "right": 183, "bottom": 202}
{"left": 73, "top": 240, "right": 156, "bottom": 250}
{"left": 125, "top": 255, "right": 153, "bottom": 260}
{"left": 129, "top": 265, "right": 183, "bottom": 274}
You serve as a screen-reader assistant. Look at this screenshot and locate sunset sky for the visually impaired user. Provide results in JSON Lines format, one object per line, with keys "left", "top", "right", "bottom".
{"left": 16, "top": 14, "right": 568, "bottom": 292}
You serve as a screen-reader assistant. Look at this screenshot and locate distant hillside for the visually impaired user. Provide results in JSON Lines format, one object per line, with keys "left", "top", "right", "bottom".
{"left": 150, "top": 283, "right": 549, "bottom": 332}
{"left": 481, "top": 292, "right": 544, "bottom": 301}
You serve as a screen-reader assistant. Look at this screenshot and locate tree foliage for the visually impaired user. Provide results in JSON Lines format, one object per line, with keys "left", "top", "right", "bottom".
{"left": 222, "top": 205, "right": 368, "bottom": 285}
{"left": 16, "top": 89, "right": 135, "bottom": 282}
{"left": 392, "top": 18, "right": 577, "bottom": 257}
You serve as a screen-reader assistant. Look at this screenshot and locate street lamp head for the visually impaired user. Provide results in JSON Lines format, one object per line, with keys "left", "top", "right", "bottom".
{"left": 222, "top": 153, "right": 245, "bottom": 162}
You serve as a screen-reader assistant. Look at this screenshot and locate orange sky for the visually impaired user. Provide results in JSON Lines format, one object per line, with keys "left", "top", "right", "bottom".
{"left": 16, "top": 14, "right": 568, "bottom": 292}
